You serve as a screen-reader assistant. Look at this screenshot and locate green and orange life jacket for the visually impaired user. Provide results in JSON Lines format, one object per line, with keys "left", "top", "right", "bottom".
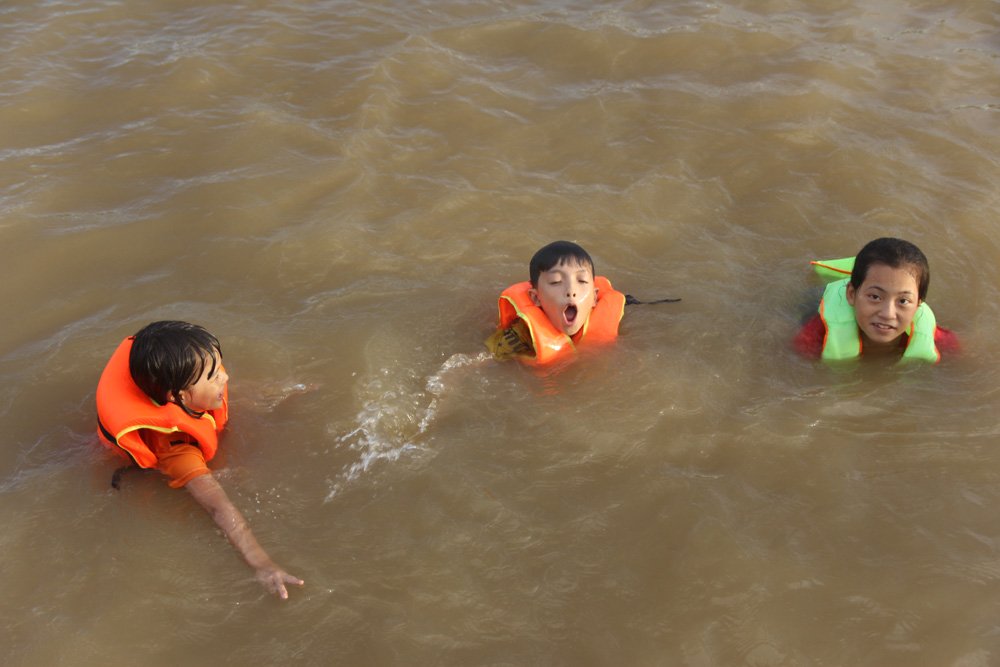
{"left": 811, "top": 257, "right": 939, "bottom": 363}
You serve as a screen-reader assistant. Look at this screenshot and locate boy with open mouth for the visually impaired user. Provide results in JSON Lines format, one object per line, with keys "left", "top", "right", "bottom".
{"left": 487, "top": 241, "right": 626, "bottom": 365}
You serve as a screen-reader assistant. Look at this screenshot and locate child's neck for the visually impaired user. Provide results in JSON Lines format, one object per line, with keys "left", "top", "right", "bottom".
{"left": 860, "top": 332, "right": 908, "bottom": 357}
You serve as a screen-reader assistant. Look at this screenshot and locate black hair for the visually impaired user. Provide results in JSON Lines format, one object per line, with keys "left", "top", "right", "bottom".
{"left": 128, "top": 321, "right": 222, "bottom": 411}
{"left": 529, "top": 241, "right": 595, "bottom": 287}
{"left": 851, "top": 237, "right": 930, "bottom": 301}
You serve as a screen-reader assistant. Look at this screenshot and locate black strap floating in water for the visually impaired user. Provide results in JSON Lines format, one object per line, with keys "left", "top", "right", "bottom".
{"left": 111, "top": 465, "right": 133, "bottom": 490}
{"left": 624, "top": 294, "right": 681, "bottom": 306}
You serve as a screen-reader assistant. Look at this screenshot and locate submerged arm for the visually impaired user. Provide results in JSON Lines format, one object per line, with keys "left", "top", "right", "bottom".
{"left": 185, "top": 474, "right": 304, "bottom": 599}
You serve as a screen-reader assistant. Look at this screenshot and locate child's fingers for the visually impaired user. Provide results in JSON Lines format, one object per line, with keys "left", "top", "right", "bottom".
{"left": 265, "top": 571, "right": 304, "bottom": 599}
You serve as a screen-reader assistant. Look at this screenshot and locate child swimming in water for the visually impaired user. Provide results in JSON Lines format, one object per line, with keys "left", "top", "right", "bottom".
{"left": 486, "top": 240, "right": 626, "bottom": 364}
{"left": 794, "top": 237, "right": 958, "bottom": 362}
{"left": 96, "top": 321, "right": 304, "bottom": 599}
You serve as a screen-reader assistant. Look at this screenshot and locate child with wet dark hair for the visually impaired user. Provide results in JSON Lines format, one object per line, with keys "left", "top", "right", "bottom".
{"left": 794, "top": 237, "right": 958, "bottom": 362}
{"left": 486, "top": 241, "right": 627, "bottom": 364}
{"left": 96, "top": 320, "right": 303, "bottom": 599}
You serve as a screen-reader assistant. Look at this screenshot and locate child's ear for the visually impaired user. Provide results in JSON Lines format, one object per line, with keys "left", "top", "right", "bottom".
{"left": 528, "top": 288, "right": 540, "bottom": 306}
{"left": 845, "top": 283, "right": 856, "bottom": 306}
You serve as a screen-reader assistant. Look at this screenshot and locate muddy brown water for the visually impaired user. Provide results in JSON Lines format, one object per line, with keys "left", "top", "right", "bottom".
{"left": 2, "top": 1, "right": 1000, "bottom": 665}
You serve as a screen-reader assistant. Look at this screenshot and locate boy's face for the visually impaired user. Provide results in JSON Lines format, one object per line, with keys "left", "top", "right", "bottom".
{"left": 529, "top": 258, "right": 598, "bottom": 337}
{"left": 176, "top": 350, "right": 228, "bottom": 413}
{"left": 846, "top": 262, "right": 920, "bottom": 349}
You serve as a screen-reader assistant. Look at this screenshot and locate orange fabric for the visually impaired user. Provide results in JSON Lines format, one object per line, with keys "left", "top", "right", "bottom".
{"left": 139, "top": 430, "right": 212, "bottom": 488}
{"left": 96, "top": 336, "right": 228, "bottom": 468}
{"left": 496, "top": 276, "right": 625, "bottom": 364}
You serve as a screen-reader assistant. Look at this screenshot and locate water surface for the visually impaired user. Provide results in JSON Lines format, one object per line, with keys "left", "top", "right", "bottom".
{"left": 2, "top": 1, "right": 1000, "bottom": 665}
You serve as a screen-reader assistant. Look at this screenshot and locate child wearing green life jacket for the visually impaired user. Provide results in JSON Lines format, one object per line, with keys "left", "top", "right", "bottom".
{"left": 794, "top": 237, "right": 958, "bottom": 362}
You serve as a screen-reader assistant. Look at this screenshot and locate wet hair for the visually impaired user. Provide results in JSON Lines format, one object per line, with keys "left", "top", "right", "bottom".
{"left": 529, "top": 241, "right": 595, "bottom": 287}
{"left": 851, "top": 237, "right": 930, "bottom": 301}
{"left": 128, "top": 320, "right": 222, "bottom": 410}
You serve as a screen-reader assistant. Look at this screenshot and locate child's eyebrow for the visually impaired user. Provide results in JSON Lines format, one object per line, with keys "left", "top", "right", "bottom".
{"left": 204, "top": 352, "right": 219, "bottom": 378}
{"left": 867, "top": 285, "right": 914, "bottom": 296}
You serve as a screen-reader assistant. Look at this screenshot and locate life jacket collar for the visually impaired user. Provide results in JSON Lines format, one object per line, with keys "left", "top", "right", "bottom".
{"left": 496, "top": 276, "right": 625, "bottom": 365}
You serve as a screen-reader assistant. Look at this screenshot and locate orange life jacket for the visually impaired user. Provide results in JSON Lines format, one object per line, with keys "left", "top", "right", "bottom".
{"left": 96, "top": 337, "right": 228, "bottom": 468}
{"left": 497, "top": 276, "right": 625, "bottom": 364}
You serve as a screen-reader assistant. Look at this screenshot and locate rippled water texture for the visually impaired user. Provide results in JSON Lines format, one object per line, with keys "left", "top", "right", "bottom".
{"left": 2, "top": 1, "right": 1000, "bottom": 665}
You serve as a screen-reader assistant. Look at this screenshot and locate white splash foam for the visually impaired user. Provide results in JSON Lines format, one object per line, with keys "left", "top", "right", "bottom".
{"left": 324, "top": 352, "right": 490, "bottom": 502}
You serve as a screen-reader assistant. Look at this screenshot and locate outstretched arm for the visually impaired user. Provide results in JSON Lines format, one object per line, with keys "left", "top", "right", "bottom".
{"left": 186, "top": 474, "right": 304, "bottom": 599}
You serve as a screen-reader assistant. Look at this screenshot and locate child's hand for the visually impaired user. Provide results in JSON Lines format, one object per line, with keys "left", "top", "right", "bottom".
{"left": 256, "top": 565, "right": 304, "bottom": 600}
